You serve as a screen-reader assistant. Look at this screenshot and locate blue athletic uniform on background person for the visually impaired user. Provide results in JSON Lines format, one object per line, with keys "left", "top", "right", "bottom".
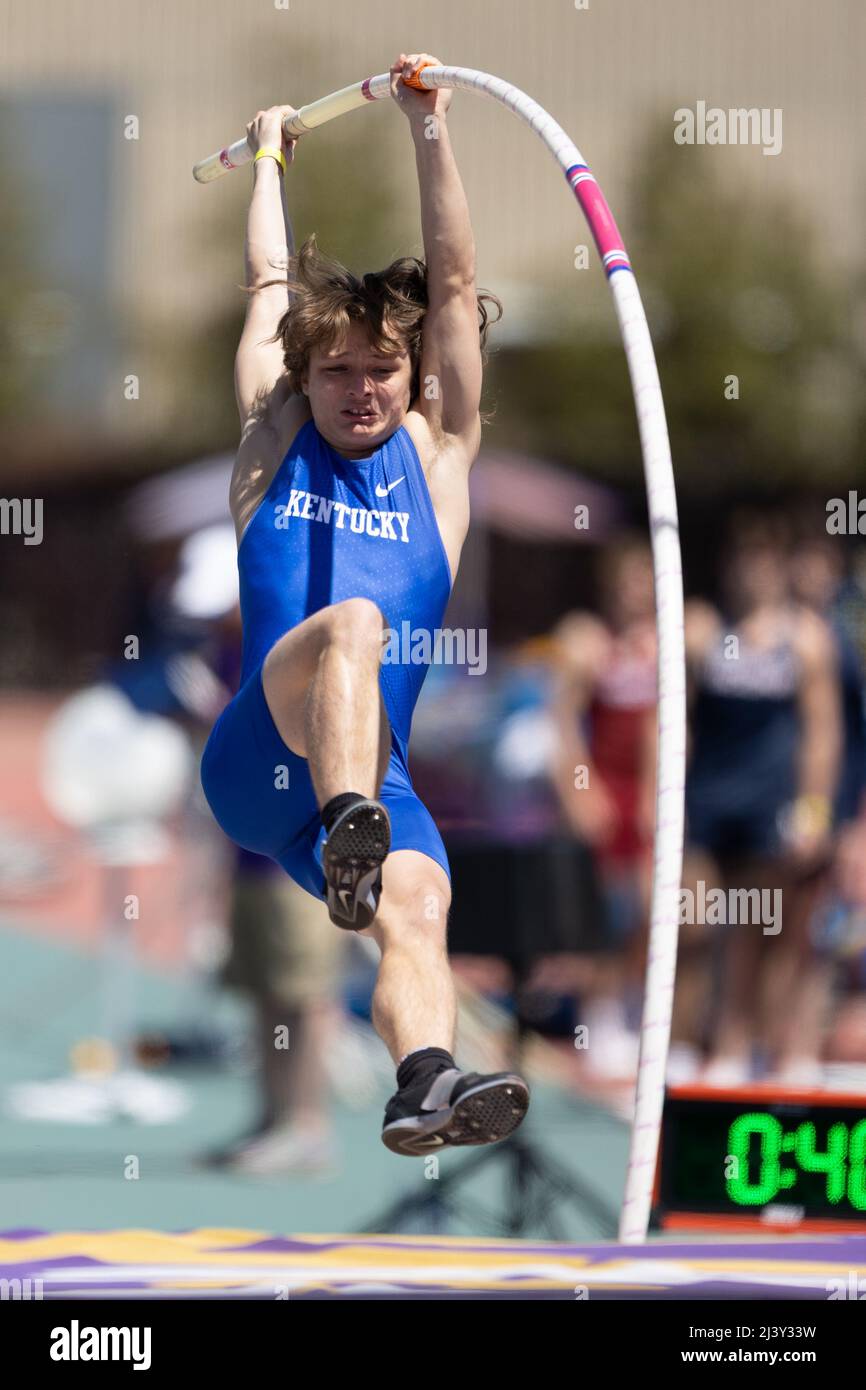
{"left": 200, "top": 416, "right": 453, "bottom": 898}
{"left": 828, "top": 615, "right": 866, "bottom": 825}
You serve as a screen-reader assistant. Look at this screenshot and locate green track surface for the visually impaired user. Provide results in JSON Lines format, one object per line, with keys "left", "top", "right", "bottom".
{"left": 0, "top": 919, "right": 628, "bottom": 1239}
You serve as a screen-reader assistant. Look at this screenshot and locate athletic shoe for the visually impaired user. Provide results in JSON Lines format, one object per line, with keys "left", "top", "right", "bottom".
{"left": 699, "top": 1054, "right": 752, "bottom": 1087}
{"left": 322, "top": 798, "right": 391, "bottom": 931}
{"left": 763, "top": 1058, "right": 824, "bottom": 1089}
{"left": 203, "top": 1123, "right": 339, "bottom": 1176}
{"left": 199, "top": 1115, "right": 276, "bottom": 1168}
{"left": 666, "top": 1042, "right": 702, "bottom": 1086}
{"left": 381, "top": 1066, "right": 530, "bottom": 1156}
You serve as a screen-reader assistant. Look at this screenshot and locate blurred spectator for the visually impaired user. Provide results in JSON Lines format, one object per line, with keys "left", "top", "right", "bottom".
{"left": 787, "top": 530, "right": 866, "bottom": 824}
{"left": 102, "top": 523, "right": 241, "bottom": 732}
{"left": 821, "top": 817, "right": 866, "bottom": 1064}
{"left": 115, "top": 522, "right": 348, "bottom": 1172}
{"left": 788, "top": 529, "right": 866, "bottom": 1070}
{"left": 209, "top": 846, "right": 345, "bottom": 1173}
{"left": 682, "top": 514, "right": 842, "bottom": 1085}
{"left": 548, "top": 535, "right": 657, "bottom": 1079}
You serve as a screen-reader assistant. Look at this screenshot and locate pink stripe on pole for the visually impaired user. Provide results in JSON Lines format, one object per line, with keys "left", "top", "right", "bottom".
{"left": 570, "top": 170, "right": 631, "bottom": 274}
{"left": 219, "top": 148, "right": 236, "bottom": 171}
{"left": 361, "top": 78, "right": 375, "bottom": 100}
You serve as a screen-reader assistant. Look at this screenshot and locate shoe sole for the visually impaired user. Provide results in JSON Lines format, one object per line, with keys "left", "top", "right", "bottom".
{"left": 323, "top": 800, "right": 391, "bottom": 931}
{"left": 381, "top": 1074, "right": 530, "bottom": 1157}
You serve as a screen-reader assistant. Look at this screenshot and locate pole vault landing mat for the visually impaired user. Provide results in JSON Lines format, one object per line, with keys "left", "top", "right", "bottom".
{"left": 1, "top": 1230, "right": 865, "bottom": 1299}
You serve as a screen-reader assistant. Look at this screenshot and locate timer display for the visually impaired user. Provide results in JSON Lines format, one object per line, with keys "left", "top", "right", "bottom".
{"left": 658, "top": 1091, "right": 866, "bottom": 1226}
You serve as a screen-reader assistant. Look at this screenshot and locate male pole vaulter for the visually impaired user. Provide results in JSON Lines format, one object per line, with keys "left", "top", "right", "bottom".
{"left": 201, "top": 54, "right": 530, "bottom": 1154}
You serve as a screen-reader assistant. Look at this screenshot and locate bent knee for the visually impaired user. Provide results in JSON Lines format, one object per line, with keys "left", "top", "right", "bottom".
{"left": 365, "top": 867, "right": 451, "bottom": 945}
{"left": 327, "top": 597, "right": 386, "bottom": 648}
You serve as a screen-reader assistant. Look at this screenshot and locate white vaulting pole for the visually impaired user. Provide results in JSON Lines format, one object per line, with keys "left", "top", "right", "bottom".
{"left": 194, "top": 63, "right": 686, "bottom": 1243}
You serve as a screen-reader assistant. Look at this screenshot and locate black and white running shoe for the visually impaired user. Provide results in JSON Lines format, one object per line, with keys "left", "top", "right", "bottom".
{"left": 381, "top": 1067, "right": 530, "bottom": 1156}
{"left": 322, "top": 797, "right": 391, "bottom": 931}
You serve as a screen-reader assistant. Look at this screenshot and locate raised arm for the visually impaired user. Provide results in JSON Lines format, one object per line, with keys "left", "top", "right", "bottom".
{"left": 391, "top": 54, "right": 483, "bottom": 457}
{"left": 234, "top": 106, "right": 298, "bottom": 428}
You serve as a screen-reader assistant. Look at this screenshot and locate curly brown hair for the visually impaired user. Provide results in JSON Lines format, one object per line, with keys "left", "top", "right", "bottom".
{"left": 248, "top": 233, "right": 503, "bottom": 421}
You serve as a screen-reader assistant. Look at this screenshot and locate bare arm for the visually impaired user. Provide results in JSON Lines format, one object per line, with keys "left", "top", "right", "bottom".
{"left": 547, "top": 615, "right": 620, "bottom": 846}
{"left": 391, "top": 54, "right": 482, "bottom": 453}
{"left": 234, "top": 106, "right": 299, "bottom": 427}
{"left": 792, "top": 609, "right": 842, "bottom": 850}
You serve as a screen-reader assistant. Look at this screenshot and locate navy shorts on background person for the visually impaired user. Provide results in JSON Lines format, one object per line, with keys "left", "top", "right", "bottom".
{"left": 685, "top": 797, "right": 788, "bottom": 862}
{"left": 200, "top": 662, "right": 451, "bottom": 901}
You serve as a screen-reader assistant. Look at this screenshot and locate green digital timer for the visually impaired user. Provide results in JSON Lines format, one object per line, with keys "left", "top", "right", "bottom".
{"left": 725, "top": 1112, "right": 866, "bottom": 1208}
{"left": 659, "top": 1094, "right": 866, "bottom": 1224}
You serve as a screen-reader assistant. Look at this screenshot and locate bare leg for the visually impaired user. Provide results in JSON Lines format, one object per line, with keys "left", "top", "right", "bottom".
{"left": 761, "top": 870, "right": 832, "bottom": 1073}
{"left": 766, "top": 961, "right": 833, "bottom": 1077}
{"left": 708, "top": 858, "right": 782, "bottom": 1066}
{"left": 671, "top": 942, "right": 713, "bottom": 1048}
{"left": 261, "top": 597, "right": 391, "bottom": 807}
{"left": 288, "top": 999, "right": 336, "bottom": 1127}
{"left": 672, "top": 849, "right": 718, "bottom": 1051}
{"left": 710, "top": 923, "right": 762, "bottom": 1061}
{"left": 357, "top": 850, "right": 456, "bottom": 1062}
{"left": 256, "top": 997, "right": 332, "bottom": 1132}
{"left": 363, "top": 852, "right": 530, "bottom": 1155}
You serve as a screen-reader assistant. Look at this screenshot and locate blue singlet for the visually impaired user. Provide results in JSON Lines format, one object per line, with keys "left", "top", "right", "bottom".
{"left": 200, "top": 417, "right": 454, "bottom": 899}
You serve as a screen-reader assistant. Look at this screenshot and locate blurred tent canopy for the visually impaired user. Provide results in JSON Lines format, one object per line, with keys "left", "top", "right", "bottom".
{"left": 124, "top": 448, "right": 620, "bottom": 545}
{"left": 124, "top": 444, "right": 620, "bottom": 648}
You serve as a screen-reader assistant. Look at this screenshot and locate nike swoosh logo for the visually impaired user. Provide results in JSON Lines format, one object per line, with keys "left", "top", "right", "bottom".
{"left": 413, "top": 1134, "right": 445, "bottom": 1148}
{"left": 375, "top": 476, "right": 405, "bottom": 498}
{"left": 336, "top": 888, "right": 354, "bottom": 915}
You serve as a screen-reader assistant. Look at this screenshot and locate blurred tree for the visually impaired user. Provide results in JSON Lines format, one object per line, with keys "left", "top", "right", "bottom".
{"left": 0, "top": 141, "right": 47, "bottom": 425}
{"left": 485, "top": 124, "right": 862, "bottom": 492}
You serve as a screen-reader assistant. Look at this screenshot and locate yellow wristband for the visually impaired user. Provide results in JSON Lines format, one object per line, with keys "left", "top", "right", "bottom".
{"left": 254, "top": 146, "right": 286, "bottom": 174}
{"left": 791, "top": 794, "right": 832, "bottom": 837}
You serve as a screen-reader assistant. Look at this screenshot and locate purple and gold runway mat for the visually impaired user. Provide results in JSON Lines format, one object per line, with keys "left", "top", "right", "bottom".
{"left": 2, "top": 1229, "right": 865, "bottom": 1298}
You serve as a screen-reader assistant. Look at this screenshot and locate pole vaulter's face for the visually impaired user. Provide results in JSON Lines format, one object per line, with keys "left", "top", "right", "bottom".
{"left": 302, "top": 319, "right": 413, "bottom": 459}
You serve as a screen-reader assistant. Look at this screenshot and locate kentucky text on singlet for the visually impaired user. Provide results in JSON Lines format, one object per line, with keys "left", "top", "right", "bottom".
{"left": 236, "top": 418, "right": 453, "bottom": 772}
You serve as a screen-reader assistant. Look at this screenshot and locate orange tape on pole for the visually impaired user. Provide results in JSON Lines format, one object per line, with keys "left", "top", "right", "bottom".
{"left": 401, "top": 60, "right": 437, "bottom": 91}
